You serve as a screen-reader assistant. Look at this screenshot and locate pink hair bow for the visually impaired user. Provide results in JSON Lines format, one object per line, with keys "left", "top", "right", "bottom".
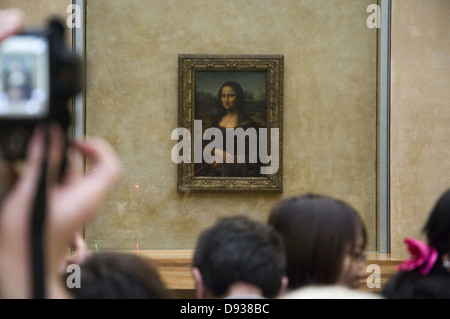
{"left": 397, "top": 238, "right": 438, "bottom": 276}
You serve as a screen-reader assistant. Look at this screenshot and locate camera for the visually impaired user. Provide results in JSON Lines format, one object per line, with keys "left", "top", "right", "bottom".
{"left": 0, "top": 18, "right": 82, "bottom": 161}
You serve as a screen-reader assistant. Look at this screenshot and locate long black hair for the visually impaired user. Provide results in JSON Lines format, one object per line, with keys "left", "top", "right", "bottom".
{"left": 268, "top": 193, "right": 367, "bottom": 289}
{"left": 423, "top": 188, "right": 450, "bottom": 273}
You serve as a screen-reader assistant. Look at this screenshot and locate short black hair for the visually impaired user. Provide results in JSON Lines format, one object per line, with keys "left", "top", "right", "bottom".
{"left": 67, "top": 252, "right": 170, "bottom": 299}
{"left": 193, "top": 215, "right": 286, "bottom": 298}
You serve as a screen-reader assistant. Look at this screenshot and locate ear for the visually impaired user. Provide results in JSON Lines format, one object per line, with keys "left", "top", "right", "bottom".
{"left": 192, "top": 267, "right": 207, "bottom": 299}
{"left": 275, "top": 276, "right": 289, "bottom": 298}
{"left": 442, "top": 253, "right": 450, "bottom": 271}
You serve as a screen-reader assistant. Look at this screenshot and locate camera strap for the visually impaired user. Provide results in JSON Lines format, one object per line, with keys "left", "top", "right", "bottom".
{"left": 30, "top": 127, "right": 50, "bottom": 299}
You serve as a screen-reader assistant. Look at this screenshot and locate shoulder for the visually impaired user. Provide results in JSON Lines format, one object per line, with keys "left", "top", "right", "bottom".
{"left": 225, "top": 295, "right": 267, "bottom": 299}
{"left": 382, "top": 271, "right": 450, "bottom": 299}
{"left": 282, "top": 285, "right": 384, "bottom": 299}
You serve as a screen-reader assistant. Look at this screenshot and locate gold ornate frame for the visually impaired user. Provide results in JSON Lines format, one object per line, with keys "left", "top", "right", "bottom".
{"left": 177, "top": 54, "right": 283, "bottom": 193}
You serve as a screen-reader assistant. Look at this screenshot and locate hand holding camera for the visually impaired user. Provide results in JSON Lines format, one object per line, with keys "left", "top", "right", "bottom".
{"left": 0, "top": 15, "right": 82, "bottom": 163}
{"left": 0, "top": 9, "right": 123, "bottom": 299}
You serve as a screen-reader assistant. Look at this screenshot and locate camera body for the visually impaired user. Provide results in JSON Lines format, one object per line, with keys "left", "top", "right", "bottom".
{"left": 0, "top": 18, "right": 81, "bottom": 161}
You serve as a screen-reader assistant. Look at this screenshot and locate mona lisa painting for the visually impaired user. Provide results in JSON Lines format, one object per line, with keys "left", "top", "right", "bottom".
{"left": 176, "top": 54, "right": 283, "bottom": 193}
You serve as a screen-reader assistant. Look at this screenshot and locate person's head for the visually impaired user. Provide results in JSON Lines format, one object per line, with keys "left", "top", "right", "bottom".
{"left": 423, "top": 188, "right": 450, "bottom": 274}
{"left": 192, "top": 215, "right": 288, "bottom": 299}
{"left": 268, "top": 193, "right": 367, "bottom": 290}
{"left": 66, "top": 252, "right": 171, "bottom": 299}
{"left": 216, "top": 81, "right": 247, "bottom": 120}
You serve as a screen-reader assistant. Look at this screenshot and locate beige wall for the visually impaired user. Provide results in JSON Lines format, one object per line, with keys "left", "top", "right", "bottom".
{"left": 84, "top": 0, "right": 378, "bottom": 250}
{"left": 0, "top": 0, "right": 71, "bottom": 29}
{"left": 390, "top": 0, "right": 450, "bottom": 258}
{"left": 2, "top": 0, "right": 449, "bottom": 258}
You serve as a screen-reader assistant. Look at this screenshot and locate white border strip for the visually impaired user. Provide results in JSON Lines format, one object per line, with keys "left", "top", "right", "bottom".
{"left": 72, "top": 0, "right": 85, "bottom": 178}
{"left": 72, "top": 0, "right": 84, "bottom": 142}
{"left": 379, "top": 0, "right": 391, "bottom": 253}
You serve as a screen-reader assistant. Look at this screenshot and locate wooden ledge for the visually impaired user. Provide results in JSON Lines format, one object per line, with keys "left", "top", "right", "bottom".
{"left": 93, "top": 249, "right": 195, "bottom": 290}
{"left": 139, "top": 250, "right": 195, "bottom": 290}
{"left": 359, "top": 252, "right": 403, "bottom": 293}
{"left": 91, "top": 250, "right": 403, "bottom": 295}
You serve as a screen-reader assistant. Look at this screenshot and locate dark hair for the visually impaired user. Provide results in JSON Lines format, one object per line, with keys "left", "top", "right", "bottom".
{"left": 268, "top": 193, "right": 367, "bottom": 289}
{"left": 66, "top": 252, "right": 171, "bottom": 299}
{"left": 216, "top": 81, "right": 249, "bottom": 123}
{"left": 192, "top": 215, "right": 286, "bottom": 298}
{"left": 382, "top": 189, "right": 450, "bottom": 299}
{"left": 423, "top": 188, "right": 450, "bottom": 273}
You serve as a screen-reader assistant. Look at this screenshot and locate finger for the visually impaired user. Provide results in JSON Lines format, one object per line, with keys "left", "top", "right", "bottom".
{"left": 58, "top": 231, "right": 84, "bottom": 274}
{"left": 72, "top": 232, "right": 89, "bottom": 264}
{"left": 12, "top": 126, "right": 45, "bottom": 199}
{"left": 0, "top": 154, "right": 15, "bottom": 196}
{"left": 59, "top": 144, "right": 81, "bottom": 185}
{"left": 46, "top": 124, "right": 65, "bottom": 186}
{"left": 75, "top": 137, "right": 122, "bottom": 186}
{"left": 62, "top": 137, "right": 122, "bottom": 222}
{"left": 59, "top": 257, "right": 75, "bottom": 274}
{"left": 0, "top": 9, "right": 23, "bottom": 41}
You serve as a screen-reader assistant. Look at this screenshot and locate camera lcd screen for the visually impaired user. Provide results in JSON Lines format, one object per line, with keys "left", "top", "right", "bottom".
{"left": 0, "top": 36, "right": 50, "bottom": 119}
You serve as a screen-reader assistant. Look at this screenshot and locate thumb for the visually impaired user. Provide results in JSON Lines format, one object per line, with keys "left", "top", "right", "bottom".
{"left": 0, "top": 9, "right": 23, "bottom": 41}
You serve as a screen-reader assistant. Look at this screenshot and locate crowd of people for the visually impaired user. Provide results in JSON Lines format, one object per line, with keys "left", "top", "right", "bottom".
{"left": 0, "top": 8, "right": 448, "bottom": 300}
